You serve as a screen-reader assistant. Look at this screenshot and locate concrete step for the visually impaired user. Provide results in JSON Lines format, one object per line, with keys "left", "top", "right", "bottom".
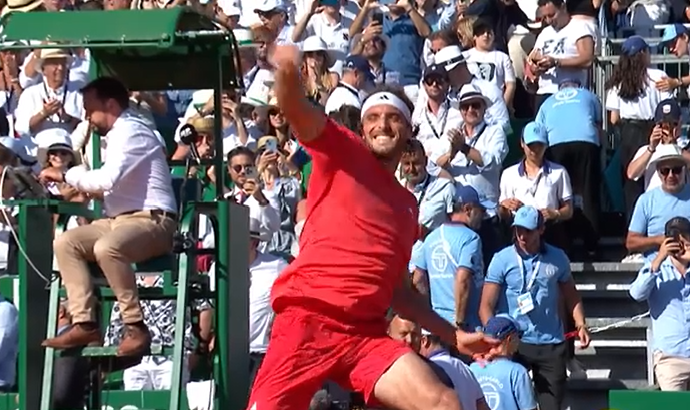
{"left": 586, "top": 317, "right": 650, "bottom": 329}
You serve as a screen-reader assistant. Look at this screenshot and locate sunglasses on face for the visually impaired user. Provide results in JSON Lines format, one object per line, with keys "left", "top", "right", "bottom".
{"left": 659, "top": 166, "right": 685, "bottom": 176}
{"left": 460, "top": 102, "right": 482, "bottom": 111}
{"left": 231, "top": 164, "right": 253, "bottom": 173}
{"left": 424, "top": 76, "right": 447, "bottom": 86}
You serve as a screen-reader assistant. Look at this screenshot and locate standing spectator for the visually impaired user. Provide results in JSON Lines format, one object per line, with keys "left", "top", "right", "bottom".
{"left": 14, "top": 48, "right": 84, "bottom": 137}
{"left": 412, "top": 64, "right": 462, "bottom": 156}
{"left": 462, "top": 0, "right": 534, "bottom": 54}
{"left": 324, "top": 55, "right": 373, "bottom": 113}
{"left": 499, "top": 122, "right": 574, "bottom": 252}
{"left": 479, "top": 206, "right": 590, "bottom": 410}
{"left": 463, "top": 19, "right": 517, "bottom": 107}
{"left": 0, "top": 293, "right": 17, "bottom": 392}
{"left": 351, "top": 28, "right": 400, "bottom": 86}
{"left": 433, "top": 84, "right": 509, "bottom": 267}
{"left": 412, "top": 185, "right": 485, "bottom": 331}
{"left": 470, "top": 315, "right": 538, "bottom": 410}
{"left": 0, "top": 44, "right": 24, "bottom": 115}
{"left": 626, "top": 144, "right": 690, "bottom": 261}
{"left": 254, "top": 0, "right": 294, "bottom": 45}
{"left": 350, "top": 0, "right": 431, "bottom": 101}
{"left": 536, "top": 79, "right": 601, "bottom": 258}
{"left": 526, "top": 0, "right": 596, "bottom": 111}
{"left": 422, "top": 29, "right": 459, "bottom": 72}
{"left": 658, "top": 24, "right": 690, "bottom": 91}
{"left": 629, "top": 216, "right": 690, "bottom": 391}
{"left": 606, "top": 37, "right": 674, "bottom": 226}
{"left": 292, "top": 0, "right": 352, "bottom": 68}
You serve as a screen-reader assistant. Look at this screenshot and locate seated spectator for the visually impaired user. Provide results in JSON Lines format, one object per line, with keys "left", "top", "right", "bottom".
{"left": 324, "top": 55, "right": 373, "bottom": 114}
{"left": 536, "top": 79, "right": 600, "bottom": 256}
{"left": 469, "top": 315, "right": 538, "bottom": 410}
{"left": 526, "top": 0, "right": 595, "bottom": 111}
{"left": 626, "top": 144, "right": 690, "bottom": 261}
{"left": 419, "top": 331, "right": 489, "bottom": 410}
{"left": 327, "top": 105, "right": 361, "bottom": 133}
{"left": 627, "top": 100, "right": 690, "bottom": 192}
{"left": 254, "top": 0, "right": 294, "bottom": 45}
{"left": 480, "top": 206, "right": 590, "bottom": 410}
{"left": 15, "top": 48, "right": 84, "bottom": 137}
{"left": 422, "top": 29, "right": 460, "bottom": 71}
{"left": 629, "top": 216, "right": 690, "bottom": 391}
{"left": 463, "top": 19, "right": 517, "bottom": 107}
{"left": 462, "top": 0, "right": 533, "bottom": 54}
{"left": 454, "top": 16, "right": 479, "bottom": 51}
{"left": 433, "top": 84, "right": 508, "bottom": 267}
{"left": 412, "top": 63, "right": 462, "bottom": 156}
{"left": 0, "top": 292, "right": 17, "bottom": 392}
{"left": 258, "top": 97, "right": 297, "bottom": 153}
{"left": 605, "top": 37, "right": 673, "bottom": 225}
{"left": 412, "top": 185, "right": 484, "bottom": 330}
{"left": 299, "top": 36, "right": 339, "bottom": 106}
{"left": 0, "top": 44, "right": 23, "bottom": 115}
{"left": 499, "top": 122, "right": 573, "bottom": 252}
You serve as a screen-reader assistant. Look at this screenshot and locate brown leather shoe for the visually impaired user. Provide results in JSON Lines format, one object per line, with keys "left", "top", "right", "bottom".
{"left": 42, "top": 323, "right": 101, "bottom": 349}
{"left": 117, "top": 324, "right": 152, "bottom": 357}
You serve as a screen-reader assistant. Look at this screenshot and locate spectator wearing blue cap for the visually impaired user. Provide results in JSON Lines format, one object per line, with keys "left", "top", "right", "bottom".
{"left": 498, "top": 122, "right": 574, "bottom": 252}
{"left": 324, "top": 55, "right": 373, "bottom": 114}
{"left": 535, "top": 74, "right": 602, "bottom": 257}
{"left": 469, "top": 315, "right": 538, "bottom": 410}
{"left": 605, "top": 37, "right": 675, "bottom": 227}
{"left": 479, "top": 205, "right": 590, "bottom": 410}
{"left": 411, "top": 185, "right": 485, "bottom": 332}
{"left": 654, "top": 23, "right": 690, "bottom": 92}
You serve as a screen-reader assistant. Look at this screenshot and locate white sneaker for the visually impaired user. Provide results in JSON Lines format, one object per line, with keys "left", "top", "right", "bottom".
{"left": 567, "top": 358, "right": 588, "bottom": 379}
{"left": 621, "top": 253, "right": 644, "bottom": 263}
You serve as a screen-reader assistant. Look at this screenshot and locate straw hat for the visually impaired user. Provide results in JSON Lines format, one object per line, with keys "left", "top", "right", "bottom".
{"left": 36, "top": 48, "right": 73, "bottom": 73}
{"left": 1, "top": 0, "right": 43, "bottom": 16}
{"left": 256, "top": 135, "right": 279, "bottom": 151}
{"left": 188, "top": 116, "right": 215, "bottom": 134}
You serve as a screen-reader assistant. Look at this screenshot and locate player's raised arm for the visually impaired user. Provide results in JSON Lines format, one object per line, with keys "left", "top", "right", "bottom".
{"left": 268, "top": 45, "right": 326, "bottom": 143}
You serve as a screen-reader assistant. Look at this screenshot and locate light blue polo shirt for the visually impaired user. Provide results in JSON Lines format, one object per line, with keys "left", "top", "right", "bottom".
{"left": 485, "top": 244, "right": 572, "bottom": 345}
{"left": 470, "top": 358, "right": 538, "bottom": 410}
{"left": 535, "top": 87, "right": 602, "bottom": 147}
{"left": 382, "top": 14, "right": 424, "bottom": 86}
{"left": 414, "top": 223, "right": 484, "bottom": 330}
{"left": 629, "top": 185, "right": 690, "bottom": 259}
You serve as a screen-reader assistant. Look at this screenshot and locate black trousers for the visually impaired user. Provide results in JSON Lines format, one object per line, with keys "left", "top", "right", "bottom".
{"left": 617, "top": 119, "right": 655, "bottom": 224}
{"left": 514, "top": 342, "right": 568, "bottom": 410}
{"left": 546, "top": 141, "right": 601, "bottom": 253}
{"left": 249, "top": 352, "right": 265, "bottom": 391}
{"left": 479, "top": 216, "right": 506, "bottom": 269}
{"left": 52, "top": 355, "right": 89, "bottom": 410}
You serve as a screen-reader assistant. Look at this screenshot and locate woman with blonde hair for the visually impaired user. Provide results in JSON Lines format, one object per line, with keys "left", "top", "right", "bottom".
{"left": 300, "top": 36, "right": 338, "bottom": 106}
{"left": 454, "top": 15, "right": 478, "bottom": 50}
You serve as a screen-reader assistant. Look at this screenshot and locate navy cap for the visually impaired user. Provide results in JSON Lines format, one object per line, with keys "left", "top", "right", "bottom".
{"left": 512, "top": 206, "right": 543, "bottom": 230}
{"left": 344, "top": 55, "right": 375, "bottom": 82}
{"left": 423, "top": 64, "right": 449, "bottom": 81}
{"left": 654, "top": 98, "right": 682, "bottom": 124}
{"left": 558, "top": 77, "right": 581, "bottom": 88}
{"left": 621, "top": 36, "right": 649, "bottom": 56}
{"left": 454, "top": 184, "right": 481, "bottom": 206}
{"left": 484, "top": 315, "right": 525, "bottom": 341}
{"left": 660, "top": 23, "right": 690, "bottom": 49}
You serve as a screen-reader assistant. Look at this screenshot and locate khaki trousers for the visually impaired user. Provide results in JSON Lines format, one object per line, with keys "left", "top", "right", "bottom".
{"left": 654, "top": 351, "right": 690, "bottom": 391}
{"left": 54, "top": 211, "right": 177, "bottom": 324}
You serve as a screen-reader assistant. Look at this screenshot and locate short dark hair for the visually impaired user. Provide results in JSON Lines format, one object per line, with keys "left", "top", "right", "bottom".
{"left": 428, "top": 29, "right": 459, "bottom": 47}
{"left": 472, "top": 19, "right": 493, "bottom": 37}
{"left": 77, "top": 0, "right": 104, "bottom": 10}
{"left": 226, "top": 146, "right": 255, "bottom": 163}
{"left": 403, "top": 138, "right": 425, "bottom": 157}
{"left": 665, "top": 217, "right": 690, "bottom": 239}
{"left": 537, "top": 0, "right": 564, "bottom": 7}
{"left": 79, "top": 77, "right": 130, "bottom": 110}
{"left": 328, "top": 105, "right": 361, "bottom": 133}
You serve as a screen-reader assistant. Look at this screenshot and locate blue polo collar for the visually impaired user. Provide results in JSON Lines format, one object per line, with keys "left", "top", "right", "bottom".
{"left": 517, "top": 160, "right": 552, "bottom": 177}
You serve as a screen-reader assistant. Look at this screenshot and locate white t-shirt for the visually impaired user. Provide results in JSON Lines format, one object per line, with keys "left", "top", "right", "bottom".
{"left": 411, "top": 100, "right": 463, "bottom": 156}
{"left": 302, "top": 13, "right": 352, "bottom": 61}
{"left": 431, "top": 350, "right": 484, "bottom": 410}
{"left": 605, "top": 68, "right": 674, "bottom": 121}
{"left": 463, "top": 48, "right": 516, "bottom": 91}
{"left": 533, "top": 19, "right": 596, "bottom": 95}
{"left": 324, "top": 83, "right": 362, "bottom": 113}
{"left": 630, "top": 143, "right": 688, "bottom": 191}
{"left": 209, "top": 252, "right": 288, "bottom": 353}
{"left": 499, "top": 160, "right": 573, "bottom": 211}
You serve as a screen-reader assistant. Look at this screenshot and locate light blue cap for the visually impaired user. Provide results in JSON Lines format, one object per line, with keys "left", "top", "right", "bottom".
{"left": 660, "top": 24, "right": 689, "bottom": 48}
{"left": 522, "top": 122, "right": 548, "bottom": 145}
{"left": 512, "top": 206, "right": 542, "bottom": 230}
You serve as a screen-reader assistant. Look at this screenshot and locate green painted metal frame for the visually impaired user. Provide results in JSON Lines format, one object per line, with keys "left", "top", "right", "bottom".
{"left": 0, "top": 8, "right": 250, "bottom": 410}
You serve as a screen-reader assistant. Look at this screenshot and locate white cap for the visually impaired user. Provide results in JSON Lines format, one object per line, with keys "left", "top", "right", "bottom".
{"left": 650, "top": 143, "right": 689, "bottom": 168}
{"left": 254, "top": 0, "right": 286, "bottom": 13}
{"left": 434, "top": 45, "right": 465, "bottom": 71}
{"left": 35, "top": 128, "right": 73, "bottom": 150}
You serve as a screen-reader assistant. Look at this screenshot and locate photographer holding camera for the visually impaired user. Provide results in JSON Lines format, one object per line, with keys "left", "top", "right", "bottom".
{"left": 630, "top": 216, "right": 690, "bottom": 391}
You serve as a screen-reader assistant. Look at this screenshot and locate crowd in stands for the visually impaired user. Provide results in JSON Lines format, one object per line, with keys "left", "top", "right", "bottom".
{"left": 0, "top": 0, "right": 689, "bottom": 409}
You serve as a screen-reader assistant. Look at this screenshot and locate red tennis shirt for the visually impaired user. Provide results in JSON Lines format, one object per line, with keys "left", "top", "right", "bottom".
{"left": 271, "top": 118, "right": 419, "bottom": 326}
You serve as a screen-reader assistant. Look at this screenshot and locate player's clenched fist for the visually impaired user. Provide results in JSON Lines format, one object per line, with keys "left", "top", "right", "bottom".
{"left": 268, "top": 44, "right": 301, "bottom": 70}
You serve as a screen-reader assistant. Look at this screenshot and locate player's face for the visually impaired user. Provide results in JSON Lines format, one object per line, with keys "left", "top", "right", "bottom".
{"left": 361, "top": 104, "right": 412, "bottom": 162}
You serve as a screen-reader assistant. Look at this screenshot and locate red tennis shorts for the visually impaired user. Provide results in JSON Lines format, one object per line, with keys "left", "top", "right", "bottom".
{"left": 246, "top": 306, "right": 412, "bottom": 410}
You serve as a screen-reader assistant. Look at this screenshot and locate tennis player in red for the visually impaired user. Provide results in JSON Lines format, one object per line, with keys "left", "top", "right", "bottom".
{"left": 246, "top": 45, "right": 498, "bottom": 410}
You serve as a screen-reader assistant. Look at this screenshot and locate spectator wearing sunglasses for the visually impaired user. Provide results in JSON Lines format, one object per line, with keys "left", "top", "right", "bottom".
{"left": 469, "top": 315, "right": 537, "bottom": 410}
{"left": 626, "top": 143, "right": 690, "bottom": 263}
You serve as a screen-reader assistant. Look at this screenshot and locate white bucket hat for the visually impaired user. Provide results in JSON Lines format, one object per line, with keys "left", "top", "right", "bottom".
{"left": 650, "top": 144, "right": 690, "bottom": 168}
{"left": 1, "top": 0, "right": 43, "bottom": 16}
{"left": 301, "top": 36, "right": 339, "bottom": 66}
{"left": 36, "top": 48, "right": 73, "bottom": 73}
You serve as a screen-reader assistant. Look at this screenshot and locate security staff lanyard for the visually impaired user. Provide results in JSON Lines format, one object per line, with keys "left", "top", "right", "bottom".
{"left": 416, "top": 175, "right": 432, "bottom": 207}
{"left": 423, "top": 100, "right": 449, "bottom": 139}
{"left": 515, "top": 246, "right": 540, "bottom": 293}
